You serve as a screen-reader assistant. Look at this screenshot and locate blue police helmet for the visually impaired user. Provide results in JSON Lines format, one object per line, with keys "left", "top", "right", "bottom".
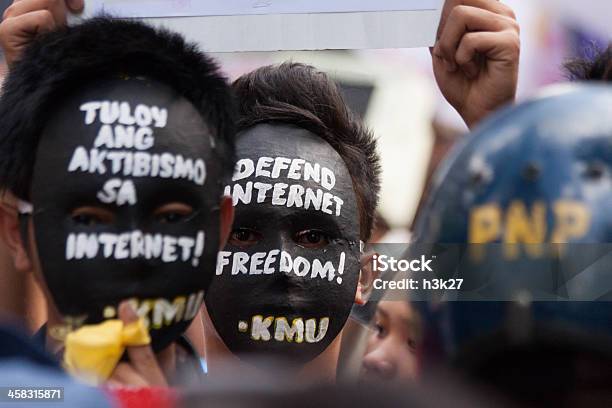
{"left": 415, "top": 83, "right": 612, "bottom": 245}
{"left": 411, "top": 84, "right": 612, "bottom": 399}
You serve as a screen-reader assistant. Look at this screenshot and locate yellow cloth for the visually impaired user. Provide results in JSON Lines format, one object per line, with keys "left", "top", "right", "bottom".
{"left": 63, "top": 319, "right": 151, "bottom": 384}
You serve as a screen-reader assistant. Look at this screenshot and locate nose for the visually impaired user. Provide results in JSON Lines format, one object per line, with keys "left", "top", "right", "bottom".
{"left": 266, "top": 231, "right": 298, "bottom": 288}
{"left": 362, "top": 340, "right": 397, "bottom": 380}
{"left": 274, "top": 231, "right": 294, "bottom": 254}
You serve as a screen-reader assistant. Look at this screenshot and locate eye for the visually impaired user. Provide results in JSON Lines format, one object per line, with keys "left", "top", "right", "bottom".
{"left": 295, "top": 229, "right": 330, "bottom": 248}
{"left": 407, "top": 337, "right": 417, "bottom": 353}
{"left": 153, "top": 203, "right": 194, "bottom": 224}
{"left": 375, "top": 322, "right": 386, "bottom": 338}
{"left": 71, "top": 207, "right": 114, "bottom": 226}
{"left": 229, "top": 228, "right": 262, "bottom": 248}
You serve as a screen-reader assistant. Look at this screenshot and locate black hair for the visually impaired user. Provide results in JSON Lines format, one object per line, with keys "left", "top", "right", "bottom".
{"left": 233, "top": 63, "right": 381, "bottom": 241}
{"left": 0, "top": 16, "right": 236, "bottom": 200}
{"left": 564, "top": 44, "right": 612, "bottom": 82}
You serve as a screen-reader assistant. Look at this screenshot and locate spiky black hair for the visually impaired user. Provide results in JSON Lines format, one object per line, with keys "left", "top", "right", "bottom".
{"left": 564, "top": 44, "right": 612, "bottom": 82}
{"left": 233, "top": 62, "right": 381, "bottom": 240}
{"left": 0, "top": 16, "right": 236, "bottom": 200}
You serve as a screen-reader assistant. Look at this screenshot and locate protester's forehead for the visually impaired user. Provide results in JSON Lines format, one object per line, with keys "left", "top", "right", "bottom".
{"left": 236, "top": 123, "right": 352, "bottom": 180}
{"left": 40, "top": 77, "right": 213, "bottom": 154}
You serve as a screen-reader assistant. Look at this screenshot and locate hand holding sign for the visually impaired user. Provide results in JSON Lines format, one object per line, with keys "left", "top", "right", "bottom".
{"left": 432, "top": 0, "right": 520, "bottom": 128}
{"left": 0, "top": 0, "right": 83, "bottom": 66}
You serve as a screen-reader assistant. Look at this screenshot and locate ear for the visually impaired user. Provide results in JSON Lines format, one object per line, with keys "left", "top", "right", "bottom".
{"left": 354, "top": 252, "right": 379, "bottom": 306}
{"left": 218, "top": 195, "right": 235, "bottom": 250}
{"left": 0, "top": 194, "right": 33, "bottom": 272}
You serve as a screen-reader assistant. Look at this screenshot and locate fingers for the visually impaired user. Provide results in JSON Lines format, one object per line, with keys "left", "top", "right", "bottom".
{"left": 156, "top": 343, "right": 177, "bottom": 379}
{"left": 65, "top": 0, "right": 84, "bottom": 13}
{"left": 438, "top": 0, "right": 516, "bottom": 38}
{"left": 3, "top": 0, "right": 67, "bottom": 26}
{"left": 1, "top": 9, "right": 55, "bottom": 35}
{"left": 118, "top": 301, "right": 168, "bottom": 387}
{"left": 455, "top": 30, "right": 520, "bottom": 72}
{"left": 109, "top": 362, "right": 149, "bottom": 388}
{"left": 0, "top": 9, "right": 56, "bottom": 66}
{"left": 434, "top": 4, "right": 519, "bottom": 71}
{"left": 0, "top": 0, "right": 71, "bottom": 66}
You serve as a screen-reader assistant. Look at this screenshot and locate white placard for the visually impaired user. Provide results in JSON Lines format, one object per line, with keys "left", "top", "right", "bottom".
{"left": 80, "top": 1, "right": 443, "bottom": 51}
{"left": 88, "top": 0, "right": 440, "bottom": 18}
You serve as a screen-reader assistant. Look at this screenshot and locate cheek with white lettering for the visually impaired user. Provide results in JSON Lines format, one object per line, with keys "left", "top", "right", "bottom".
{"left": 30, "top": 78, "right": 223, "bottom": 351}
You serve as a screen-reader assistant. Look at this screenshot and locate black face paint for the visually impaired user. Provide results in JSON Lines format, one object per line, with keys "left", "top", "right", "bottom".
{"left": 30, "top": 78, "right": 223, "bottom": 351}
{"left": 205, "top": 124, "right": 361, "bottom": 365}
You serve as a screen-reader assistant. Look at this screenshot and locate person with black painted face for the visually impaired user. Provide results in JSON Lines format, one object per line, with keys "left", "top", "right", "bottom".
{"left": 0, "top": 18, "right": 236, "bottom": 386}
{"left": 199, "top": 63, "right": 379, "bottom": 381}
